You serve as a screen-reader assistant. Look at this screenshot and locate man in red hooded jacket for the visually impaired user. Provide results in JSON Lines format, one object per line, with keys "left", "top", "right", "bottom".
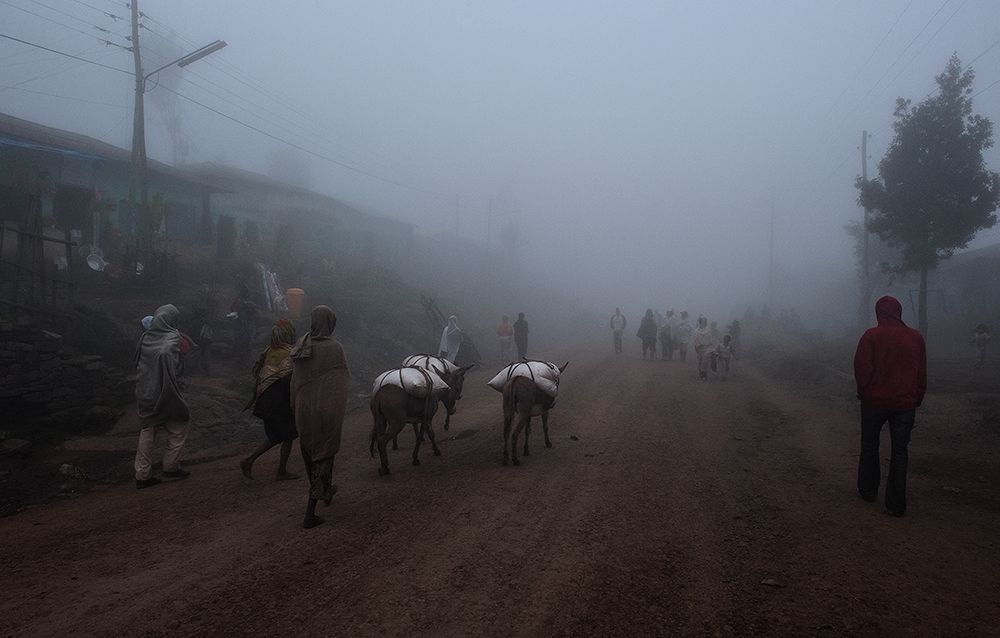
{"left": 854, "top": 296, "right": 927, "bottom": 516}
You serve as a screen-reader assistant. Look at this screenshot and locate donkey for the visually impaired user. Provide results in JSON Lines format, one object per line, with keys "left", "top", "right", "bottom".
{"left": 392, "top": 357, "right": 470, "bottom": 451}
{"left": 502, "top": 361, "right": 569, "bottom": 466}
{"left": 370, "top": 365, "right": 471, "bottom": 476}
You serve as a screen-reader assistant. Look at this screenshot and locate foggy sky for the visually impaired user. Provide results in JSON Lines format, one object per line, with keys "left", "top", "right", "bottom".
{"left": 3, "top": 1, "right": 1000, "bottom": 326}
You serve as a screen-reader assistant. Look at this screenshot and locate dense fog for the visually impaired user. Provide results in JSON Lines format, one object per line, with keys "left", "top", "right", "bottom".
{"left": 4, "top": 0, "right": 1000, "bottom": 333}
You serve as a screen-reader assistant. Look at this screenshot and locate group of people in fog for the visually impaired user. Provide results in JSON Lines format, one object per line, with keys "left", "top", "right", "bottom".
{"left": 615, "top": 307, "right": 740, "bottom": 379}
{"left": 133, "top": 303, "right": 350, "bottom": 529}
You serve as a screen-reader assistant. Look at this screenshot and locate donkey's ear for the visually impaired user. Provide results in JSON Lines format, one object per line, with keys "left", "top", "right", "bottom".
{"left": 558, "top": 361, "right": 570, "bottom": 373}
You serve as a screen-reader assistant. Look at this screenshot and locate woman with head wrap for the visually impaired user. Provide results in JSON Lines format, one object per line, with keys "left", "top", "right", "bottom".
{"left": 241, "top": 319, "right": 299, "bottom": 481}
{"left": 133, "top": 304, "right": 191, "bottom": 489}
{"left": 290, "top": 306, "right": 350, "bottom": 529}
{"left": 438, "top": 315, "right": 462, "bottom": 363}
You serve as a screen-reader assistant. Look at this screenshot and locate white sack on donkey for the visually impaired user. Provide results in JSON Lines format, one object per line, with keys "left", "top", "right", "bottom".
{"left": 487, "top": 360, "right": 562, "bottom": 398}
{"left": 373, "top": 367, "right": 449, "bottom": 398}
{"left": 402, "top": 354, "right": 460, "bottom": 375}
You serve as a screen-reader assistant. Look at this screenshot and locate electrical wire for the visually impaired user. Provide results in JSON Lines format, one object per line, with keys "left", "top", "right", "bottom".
{"left": 0, "top": 31, "right": 133, "bottom": 74}
{"left": 1, "top": 84, "right": 130, "bottom": 109}
{"left": 0, "top": 0, "right": 131, "bottom": 49}
{"left": 159, "top": 85, "right": 446, "bottom": 198}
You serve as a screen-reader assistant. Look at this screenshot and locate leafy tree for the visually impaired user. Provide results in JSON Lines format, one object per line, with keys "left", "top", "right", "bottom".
{"left": 857, "top": 54, "right": 1000, "bottom": 335}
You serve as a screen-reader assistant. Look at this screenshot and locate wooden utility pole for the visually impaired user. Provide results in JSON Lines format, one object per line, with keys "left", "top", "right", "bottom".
{"left": 129, "top": 0, "right": 148, "bottom": 256}
{"left": 860, "top": 130, "right": 872, "bottom": 328}
{"left": 767, "top": 185, "right": 775, "bottom": 309}
{"left": 486, "top": 195, "right": 493, "bottom": 248}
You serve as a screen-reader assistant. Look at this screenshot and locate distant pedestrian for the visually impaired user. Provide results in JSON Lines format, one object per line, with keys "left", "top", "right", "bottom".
{"left": 497, "top": 315, "right": 514, "bottom": 362}
{"left": 610, "top": 307, "right": 627, "bottom": 354}
{"left": 231, "top": 283, "right": 258, "bottom": 364}
{"left": 241, "top": 319, "right": 299, "bottom": 481}
{"left": 971, "top": 324, "right": 990, "bottom": 370}
{"left": 514, "top": 312, "right": 529, "bottom": 359}
{"left": 637, "top": 309, "right": 658, "bottom": 360}
{"left": 291, "top": 306, "right": 350, "bottom": 529}
{"left": 663, "top": 310, "right": 677, "bottom": 360}
{"left": 729, "top": 320, "right": 742, "bottom": 360}
{"left": 716, "top": 334, "right": 734, "bottom": 380}
{"left": 854, "top": 296, "right": 926, "bottom": 517}
{"left": 659, "top": 310, "right": 672, "bottom": 360}
{"left": 693, "top": 316, "right": 715, "bottom": 380}
{"left": 674, "top": 311, "right": 692, "bottom": 362}
{"left": 133, "top": 304, "right": 191, "bottom": 489}
{"left": 438, "top": 315, "right": 463, "bottom": 363}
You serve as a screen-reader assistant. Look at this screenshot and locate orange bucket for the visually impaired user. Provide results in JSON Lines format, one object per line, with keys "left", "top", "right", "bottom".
{"left": 285, "top": 288, "right": 305, "bottom": 319}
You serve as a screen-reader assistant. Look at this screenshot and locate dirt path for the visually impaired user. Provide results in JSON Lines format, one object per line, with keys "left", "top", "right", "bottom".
{"left": 2, "top": 349, "right": 998, "bottom": 637}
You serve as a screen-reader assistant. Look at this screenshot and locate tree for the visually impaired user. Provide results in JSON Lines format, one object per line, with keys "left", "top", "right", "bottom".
{"left": 857, "top": 54, "right": 1000, "bottom": 335}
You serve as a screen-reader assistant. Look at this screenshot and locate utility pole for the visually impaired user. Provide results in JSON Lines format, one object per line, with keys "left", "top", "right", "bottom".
{"left": 860, "top": 130, "right": 872, "bottom": 329}
{"left": 487, "top": 195, "right": 493, "bottom": 248}
{"left": 767, "top": 185, "right": 775, "bottom": 310}
{"left": 129, "top": 0, "right": 147, "bottom": 256}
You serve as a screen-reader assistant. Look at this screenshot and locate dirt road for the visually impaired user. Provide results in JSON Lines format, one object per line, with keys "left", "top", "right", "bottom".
{"left": 2, "top": 349, "right": 998, "bottom": 637}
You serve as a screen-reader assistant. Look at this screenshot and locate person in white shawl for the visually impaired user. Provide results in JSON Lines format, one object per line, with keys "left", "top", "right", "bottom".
{"left": 692, "top": 316, "right": 715, "bottom": 380}
{"left": 438, "top": 315, "right": 463, "bottom": 363}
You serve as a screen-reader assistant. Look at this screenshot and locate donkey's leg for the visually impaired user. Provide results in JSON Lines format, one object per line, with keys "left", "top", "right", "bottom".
{"left": 412, "top": 421, "right": 422, "bottom": 443}
{"left": 411, "top": 421, "right": 425, "bottom": 466}
{"left": 378, "top": 418, "right": 404, "bottom": 476}
{"left": 523, "top": 418, "right": 532, "bottom": 456}
{"left": 502, "top": 412, "right": 512, "bottom": 466}
{"left": 510, "top": 412, "right": 528, "bottom": 466}
{"left": 542, "top": 411, "right": 552, "bottom": 448}
{"left": 425, "top": 420, "right": 441, "bottom": 456}
{"left": 443, "top": 411, "right": 450, "bottom": 431}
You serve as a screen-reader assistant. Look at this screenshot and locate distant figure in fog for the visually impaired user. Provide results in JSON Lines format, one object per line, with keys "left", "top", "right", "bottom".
{"left": 610, "top": 308, "right": 627, "bottom": 354}
{"left": 231, "top": 283, "right": 258, "bottom": 364}
{"left": 133, "top": 304, "right": 191, "bottom": 489}
{"left": 439, "top": 315, "right": 463, "bottom": 363}
{"left": 514, "top": 312, "right": 529, "bottom": 359}
{"left": 241, "top": 319, "right": 299, "bottom": 481}
{"left": 291, "top": 306, "right": 350, "bottom": 529}
{"left": 728, "top": 320, "right": 742, "bottom": 360}
{"left": 971, "top": 324, "right": 990, "bottom": 370}
{"left": 662, "top": 310, "right": 677, "bottom": 360}
{"left": 637, "top": 309, "right": 658, "bottom": 360}
{"left": 716, "top": 334, "right": 734, "bottom": 380}
{"left": 674, "top": 311, "right": 692, "bottom": 362}
{"left": 854, "top": 296, "right": 926, "bottom": 517}
{"left": 693, "top": 316, "right": 715, "bottom": 380}
{"left": 497, "top": 315, "right": 514, "bottom": 361}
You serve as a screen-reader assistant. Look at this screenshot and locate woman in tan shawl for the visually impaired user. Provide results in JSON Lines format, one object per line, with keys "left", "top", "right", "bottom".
{"left": 290, "top": 305, "right": 350, "bottom": 529}
{"left": 133, "top": 304, "right": 191, "bottom": 489}
{"left": 241, "top": 319, "right": 298, "bottom": 480}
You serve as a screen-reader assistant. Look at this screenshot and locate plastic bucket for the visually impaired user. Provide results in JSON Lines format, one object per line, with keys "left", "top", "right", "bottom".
{"left": 285, "top": 288, "right": 305, "bottom": 319}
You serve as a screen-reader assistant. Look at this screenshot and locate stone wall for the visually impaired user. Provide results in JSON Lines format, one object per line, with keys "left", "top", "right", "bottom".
{"left": 0, "top": 318, "right": 132, "bottom": 434}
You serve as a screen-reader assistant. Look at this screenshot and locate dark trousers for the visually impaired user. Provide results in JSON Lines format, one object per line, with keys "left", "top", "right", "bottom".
{"left": 613, "top": 331, "right": 623, "bottom": 354}
{"left": 516, "top": 338, "right": 527, "bottom": 360}
{"left": 857, "top": 406, "right": 915, "bottom": 514}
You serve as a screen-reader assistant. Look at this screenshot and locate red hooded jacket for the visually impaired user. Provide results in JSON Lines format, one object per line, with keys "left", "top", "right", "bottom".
{"left": 853, "top": 296, "right": 927, "bottom": 411}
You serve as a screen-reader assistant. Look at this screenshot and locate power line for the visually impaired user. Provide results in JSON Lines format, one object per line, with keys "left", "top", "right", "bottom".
{"left": 0, "top": 31, "right": 133, "bottom": 73}
{"left": 887, "top": 0, "right": 968, "bottom": 88}
{"left": 137, "top": 14, "right": 406, "bottom": 175}
{"left": 973, "top": 77, "right": 1000, "bottom": 99}
{"left": 160, "top": 85, "right": 446, "bottom": 198}
{"left": 1, "top": 84, "right": 130, "bottom": 108}
{"left": 0, "top": 0, "right": 131, "bottom": 50}
{"left": 65, "top": 0, "right": 125, "bottom": 21}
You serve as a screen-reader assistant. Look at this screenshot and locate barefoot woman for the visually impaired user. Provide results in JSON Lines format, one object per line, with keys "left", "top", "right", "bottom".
{"left": 241, "top": 319, "right": 299, "bottom": 481}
